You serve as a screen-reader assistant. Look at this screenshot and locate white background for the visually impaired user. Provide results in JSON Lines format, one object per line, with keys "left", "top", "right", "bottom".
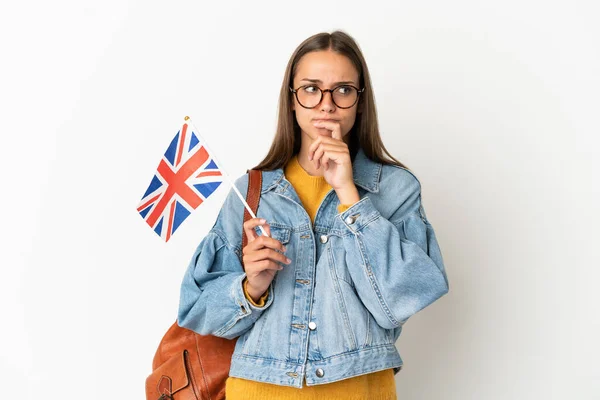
{"left": 1, "top": 0, "right": 599, "bottom": 398}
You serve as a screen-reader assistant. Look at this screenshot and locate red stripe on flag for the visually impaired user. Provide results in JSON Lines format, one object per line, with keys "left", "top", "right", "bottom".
{"left": 146, "top": 146, "right": 210, "bottom": 227}
{"left": 166, "top": 201, "right": 176, "bottom": 242}
{"left": 176, "top": 123, "right": 188, "bottom": 167}
{"left": 137, "top": 193, "right": 161, "bottom": 212}
{"left": 196, "top": 171, "right": 222, "bottom": 178}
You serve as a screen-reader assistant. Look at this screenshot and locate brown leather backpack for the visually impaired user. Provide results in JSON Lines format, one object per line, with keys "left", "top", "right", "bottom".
{"left": 146, "top": 169, "right": 263, "bottom": 400}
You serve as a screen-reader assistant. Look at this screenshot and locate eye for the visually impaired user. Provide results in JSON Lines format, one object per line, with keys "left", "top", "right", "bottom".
{"left": 302, "top": 85, "right": 319, "bottom": 94}
{"left": 335, "top": 85, "right": 354, "bottom": 96}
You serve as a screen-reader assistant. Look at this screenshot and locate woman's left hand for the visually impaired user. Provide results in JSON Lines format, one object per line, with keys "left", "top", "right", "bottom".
{"left": 309, "top": 120, "right": 360, "bottom": 204}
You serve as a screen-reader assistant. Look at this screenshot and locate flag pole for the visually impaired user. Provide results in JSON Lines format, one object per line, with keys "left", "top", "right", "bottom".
{"left": 184, "top": 116, "right": 269, "bottom": 237}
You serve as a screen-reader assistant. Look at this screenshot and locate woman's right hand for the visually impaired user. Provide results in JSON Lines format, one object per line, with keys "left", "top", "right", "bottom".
{"left": 242, "top": 218, "right": 291, "bottom": 302}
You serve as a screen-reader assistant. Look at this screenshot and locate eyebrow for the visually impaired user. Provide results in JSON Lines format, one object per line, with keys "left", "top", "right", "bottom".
{"left": 299, "top": 78, "right": 357, "bottom": 85}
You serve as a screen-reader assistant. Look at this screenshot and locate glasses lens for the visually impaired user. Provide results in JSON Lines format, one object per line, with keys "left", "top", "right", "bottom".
{"left": 297, "top": 85, "right": 322, "bottom": 108}
{"left": 332, "top": 86, "right": 358, "bottom": 108}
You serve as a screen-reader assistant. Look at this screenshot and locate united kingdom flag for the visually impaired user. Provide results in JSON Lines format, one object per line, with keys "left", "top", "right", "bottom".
{"left": 137, "top": 122, "right": 223, "bottom": 241}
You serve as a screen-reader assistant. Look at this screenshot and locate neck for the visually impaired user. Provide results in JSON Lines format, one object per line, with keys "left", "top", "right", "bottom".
{"left": 297, "top": 150, "right": 322, "bottom": 177}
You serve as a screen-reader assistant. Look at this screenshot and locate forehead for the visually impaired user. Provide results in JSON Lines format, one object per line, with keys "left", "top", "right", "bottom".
{"left": 294, "top": 50, "right": 359, "bottom": 84}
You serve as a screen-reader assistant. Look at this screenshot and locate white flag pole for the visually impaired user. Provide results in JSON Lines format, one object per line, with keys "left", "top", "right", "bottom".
{"left": 185, "top": 116, "right": 269, "bottom": 237}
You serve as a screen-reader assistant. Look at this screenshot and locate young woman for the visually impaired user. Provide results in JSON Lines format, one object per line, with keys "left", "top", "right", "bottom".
{"left": 178, "top": 31, "right": 449, "bottom": 400}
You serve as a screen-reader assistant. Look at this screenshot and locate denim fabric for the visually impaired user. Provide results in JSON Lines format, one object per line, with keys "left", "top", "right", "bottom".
{"left": 177, "top": 148, "right": 449, "bottom": 388}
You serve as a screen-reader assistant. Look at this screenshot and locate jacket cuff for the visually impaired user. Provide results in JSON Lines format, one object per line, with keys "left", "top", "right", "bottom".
{"left": 231, "top": 274, "right": 273, "bottom": 317}
{"left": 337, "top": 196, "right": 381, "bottom": 234}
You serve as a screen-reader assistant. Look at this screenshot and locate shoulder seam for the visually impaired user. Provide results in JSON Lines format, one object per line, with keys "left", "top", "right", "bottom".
{"left": 384, "top": 164, "right": 422, "bottom": 190}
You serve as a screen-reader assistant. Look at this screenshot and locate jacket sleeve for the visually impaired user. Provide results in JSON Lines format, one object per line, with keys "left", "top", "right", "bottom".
{"left": 336, "top": 174, "right": 449, "bottom": 330}
{"left": 177, "top": 181, "right": 274, "bottom": 339}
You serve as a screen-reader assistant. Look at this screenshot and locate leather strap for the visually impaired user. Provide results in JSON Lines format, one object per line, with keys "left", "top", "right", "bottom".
{"left": 241, "top": 169, "right": 262, "bottom": 268}
{"left": 157, "top": 376, "right": 172, "bottom": 398}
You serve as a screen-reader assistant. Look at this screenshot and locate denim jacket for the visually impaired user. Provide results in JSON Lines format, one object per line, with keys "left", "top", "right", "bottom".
{"left": 177, "top": 148, "right": 449, "bottom": 388}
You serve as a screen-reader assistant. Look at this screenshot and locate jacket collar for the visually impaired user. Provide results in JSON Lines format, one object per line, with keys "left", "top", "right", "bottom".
{"left": 259, "top": 148, "right": 382, "bottom": 194}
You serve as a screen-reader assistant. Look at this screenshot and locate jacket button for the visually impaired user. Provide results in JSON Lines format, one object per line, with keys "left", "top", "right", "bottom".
{"left": 315, "top": 368, "right": 324, "bottom": 378}
{"left": 319, "top": 235, "right": 328, "bottom": 244}
{"left": 308, "top": 321, "right": 317, "bottom": 330}
{"left": 344, "top": 215, "right": 356, "bottom": 225}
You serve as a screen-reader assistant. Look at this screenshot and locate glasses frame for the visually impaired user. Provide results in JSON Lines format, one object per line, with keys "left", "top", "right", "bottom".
{"left": 289, "top": 84, "right": 365, "bottom": 109}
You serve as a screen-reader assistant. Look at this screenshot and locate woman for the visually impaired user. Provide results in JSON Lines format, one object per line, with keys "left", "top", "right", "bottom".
{"left": 178, "top": 30, "right": 449, "bottom": 400}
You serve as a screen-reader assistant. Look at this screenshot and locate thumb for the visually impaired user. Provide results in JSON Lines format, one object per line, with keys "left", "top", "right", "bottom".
{"left": 332, "top": 126, "right": 342, "bottom": 141}
{"left": 243, "top": 218, "right": 268, "bottom": 243}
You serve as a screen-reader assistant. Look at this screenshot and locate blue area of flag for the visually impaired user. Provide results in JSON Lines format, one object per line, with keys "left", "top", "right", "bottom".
{"left": 172, "top": 201, "right": 191, "bottom": 233}
{"left": 189, "top": 132, "right": 200, "bottom": 151}
{"left": 139, "top": 204, "right": 152, "bottom": 218}
{"left": 164, "top": 131, "right": 179, "bottom": 165}
{"left": 154, "top": 217, "right": 163, "bottom": 236}
{"left": 206, "top": 159, "right": 218, "bottom": 170}
{"left": 194, "top": 181, "right": 222, "bottom": 198}
{"left": 142, "top": 175, "right": 163, "bottom": 199}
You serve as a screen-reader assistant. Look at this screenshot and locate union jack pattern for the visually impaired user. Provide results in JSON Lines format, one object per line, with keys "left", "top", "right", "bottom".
{"left": 137, "top": 123, "right": 223, "bottom": 241}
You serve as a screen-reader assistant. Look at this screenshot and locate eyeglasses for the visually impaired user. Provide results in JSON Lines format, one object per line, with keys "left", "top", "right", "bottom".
{"left": 289, "top": 84, "right": 364, "bottom": 109}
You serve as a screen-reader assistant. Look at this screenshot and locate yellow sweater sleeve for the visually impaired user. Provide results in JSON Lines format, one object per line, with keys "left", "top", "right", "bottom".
{"left": 243, "top": 277, "right": 269, "bottom": 307}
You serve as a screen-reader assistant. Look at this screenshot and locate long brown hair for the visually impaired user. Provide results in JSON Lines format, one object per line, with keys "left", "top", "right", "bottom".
{"left": 253, "top": 30, "right": 408, "bottom": 171}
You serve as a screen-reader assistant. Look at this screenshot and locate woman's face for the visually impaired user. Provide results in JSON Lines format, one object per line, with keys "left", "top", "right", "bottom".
{"left": 291, "top": 50, "right": 360, "bottom": 144}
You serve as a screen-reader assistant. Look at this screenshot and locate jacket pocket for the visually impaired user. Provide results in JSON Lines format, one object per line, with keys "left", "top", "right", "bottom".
{"left": 265, "top": 222, "right": 291, "bottom": 245}
{"left": 264, "top": 223, "right": 292, "bottom": 286}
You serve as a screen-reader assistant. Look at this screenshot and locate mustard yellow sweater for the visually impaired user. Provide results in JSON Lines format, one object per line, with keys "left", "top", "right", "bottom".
{"left": 228, "top": 155, "right": 397, "bottom": 400}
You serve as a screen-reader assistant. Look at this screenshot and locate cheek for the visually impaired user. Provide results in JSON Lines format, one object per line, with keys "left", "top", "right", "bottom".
{"left": 294, "top": 108, "right": 312, "bottom": 127}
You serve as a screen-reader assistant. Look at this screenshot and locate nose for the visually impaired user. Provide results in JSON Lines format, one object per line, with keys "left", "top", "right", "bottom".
{"left": 320, "top": 90, "right": 335, "bottom": 113}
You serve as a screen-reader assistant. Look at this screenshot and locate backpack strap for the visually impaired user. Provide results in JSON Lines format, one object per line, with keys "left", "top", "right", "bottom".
{"left": 241, "top": 169, "right": 262, "bottom": 263}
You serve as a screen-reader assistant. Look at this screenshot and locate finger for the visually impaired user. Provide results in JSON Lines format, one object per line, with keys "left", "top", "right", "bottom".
{"left": 257, "top": 223, "right": 271, "bottom": 238}
{"left": 313, "top": 144, "right": 340, "bottom": 169}
{"left": 322, "top": 149, "right": 348, "bottom": 171}
{"left": 255, "top": 248, "right": 291, "bottom": 264}
{"left": 331, "top": 125, "right": 342, "bottom": 141}
{"left": 250, "top": 259, "right": 284, "bottom": 272}
{"left": 322, "top": 152, "right": 330, "bottom": 171}
{"left": 247, "top": 235, "right": 286, "bottom": 253}
{"left": 308, "top": 137, "right": 322, "bottom": 161}
{"left": 311, "top": 134, "right": 346, "bottom": 145}
{"left": 244, "top": 248, "right": 291, "bottom": 265}
{"left": 308, "top": 136, "right": 346, "bottom": 163}
{"left": 313, "top": 144, "right": 325, "bottom": 169}
{"left": 243, "top": 218, "right": 268, "bottom": 244}
{"left": 312, "top": 120, "right": 342, "bottom": 140}
{"left": 315, "top": 137, "right": 348, "bottom": 149}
